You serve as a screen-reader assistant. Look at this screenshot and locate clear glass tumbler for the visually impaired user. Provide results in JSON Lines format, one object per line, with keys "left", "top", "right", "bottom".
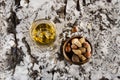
{"left": 30, "top": 19, "right": 56, "bottom": 45}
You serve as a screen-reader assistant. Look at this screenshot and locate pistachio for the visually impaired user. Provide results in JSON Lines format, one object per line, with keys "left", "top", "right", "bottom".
{"left": 79, "top": 47, "right": 86, "bottom": 53}
{"left": 65, "top": 43, "right": 71, "bottom": 52}
{"left": 79, "top": 37, "right": 85, "bottom": 44}
{"left": 72, "top": 54, "right": 80, "bottom": 63}
{"left": 71, "top": 44, "right": 78, "bottom": 49}
{"left": 71, "top": 38, "right": 82, "bottom": 47}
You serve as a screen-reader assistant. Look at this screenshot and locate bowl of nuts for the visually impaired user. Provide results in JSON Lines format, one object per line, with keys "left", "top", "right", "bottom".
{"left": 62, "top": 36, "right": 92, "bottom": 65}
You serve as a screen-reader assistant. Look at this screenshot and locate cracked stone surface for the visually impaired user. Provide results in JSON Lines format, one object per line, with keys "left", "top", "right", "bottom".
{"left": 0, "top": 0, "right": 120, "bottom": 80}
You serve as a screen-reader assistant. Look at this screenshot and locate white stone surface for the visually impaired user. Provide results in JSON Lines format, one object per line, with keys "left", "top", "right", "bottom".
{"left": 0, "top": 0, "right": 120, "bottom": 80}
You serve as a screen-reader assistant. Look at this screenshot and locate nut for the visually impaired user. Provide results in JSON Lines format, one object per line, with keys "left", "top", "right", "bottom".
{"left": 71, "top": 26, "right": 78, "bottom": 33}
{"left": 79, "top": 47, "right": 86, "bottom": 53}
{"left": 72, "top": 54, "right": 80, "bottom": 63}
{"left": 71, "top": 38, "right": 82, "bottom": 47}
{"left": 85, "top": 52, "right": 91, "bottom": 58}
{"left": 83, "top": 42, "right": 89, "bottom": 48}
{"left": 86, "top": 45, "right": 91, "bottom": 53}
{"left": 65, "top": 43, "right": 71, "bottom": 52}
{"left": 83, "top": 42, "right": 91, "bottom": 52}
{"left": 79, "top": 54, "right": 86, "bottom": 61}
{"left": 73, "top": 49, "right": 87, "bottom": 61}
{"left": 71, "top": 44, "right": 78, "bottom": 49}
{"left": 79, "top": 37, "right": 85, "bottom": 44}
{"left": 72, "top": 49, "right": 82, "bottom": 56}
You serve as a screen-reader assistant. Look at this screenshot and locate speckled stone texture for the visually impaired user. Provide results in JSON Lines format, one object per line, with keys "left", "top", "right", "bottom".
{"left": 0, "top": 0, "right": 120, "bottom": 80}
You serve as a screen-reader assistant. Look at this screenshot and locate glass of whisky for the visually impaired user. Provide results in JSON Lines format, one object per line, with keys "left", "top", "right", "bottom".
{"left": 30, "top": 19, "right": 56, "bottom": 46}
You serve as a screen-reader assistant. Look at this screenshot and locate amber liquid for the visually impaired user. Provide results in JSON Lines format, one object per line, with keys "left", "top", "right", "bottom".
{"left": 31, "top": 22, "right": 56, "bottom": 45}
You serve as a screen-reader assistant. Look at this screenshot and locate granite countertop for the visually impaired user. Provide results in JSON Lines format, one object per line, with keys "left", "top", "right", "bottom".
{"left": 0, "top": 0, "right": 120, "bottom": 80}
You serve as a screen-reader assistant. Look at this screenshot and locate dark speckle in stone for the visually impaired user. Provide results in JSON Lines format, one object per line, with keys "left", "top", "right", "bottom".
{"left": 117, "top": 76, "right": 120, "bottom": 79}
{"left": 99, "top": 25, "right": 106, "bottom": 31}
{"left": 82, "top": 0, "right": 86, "bottom": 6}
{"left": 74, "top": 77, "right": 79, "bottom": 80}
{"left": 29, "top": 70, "right": 39, "bottom": 80}
{"left": 118, "top": 62, "right": 120, "bottom": 66}
{"left": 15, "top": 0, "right": 21, "bottom": 7}
{"left": 0, "top": 1, "right": 5, "bottom": 6}
{"left": 76, "top": 0, "right": 80, "bottom": 11}
{"left": 53, "top": 17, "right": 61, "bottom": 23}
{"left": 99, "top": 77, "right": 109, "bottom": 80}
{"left": 89, "top": 62, "right": 93, "bottom": 64}
{"left": 39, "top": 65, "right": 44, "bottom": 70}
{"left": 90, "top": 11, "right": 95, "bottom": 14}
{"left": 106, "top": 0, "right": 111, "bottom": 3}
